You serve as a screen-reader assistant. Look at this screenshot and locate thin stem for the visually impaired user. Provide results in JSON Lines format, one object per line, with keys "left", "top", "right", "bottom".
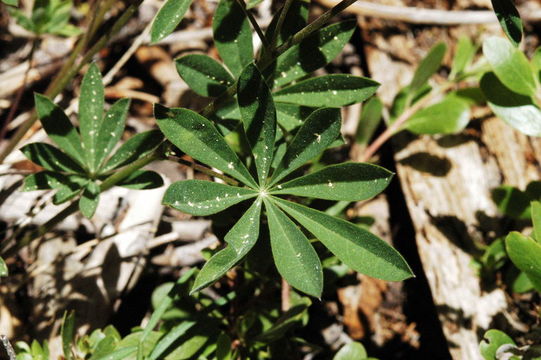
{"left": 236, "top": 0, "right": 270, "bottom": 49}
{"left": 168, "top": 155, "right": 240, "bottom": 186}
{"left": 360, "top": 82, "right": 455, "bottom": 162}
{"left": 0, "top": 0, "right": 143, "bottom": 163}
{"left": 268, "top": 0, "right": 294, "bottom": 50}
{"left": 281, "top": 278, "right": 291, "bottom": 312}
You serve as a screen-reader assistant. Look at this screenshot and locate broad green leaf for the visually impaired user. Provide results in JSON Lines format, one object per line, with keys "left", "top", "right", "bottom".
{"left": 409, "top": 42, "right": 446, "bottom": 94}
{"left": 2, "top": 0, "right": 18, "bottom": 6}
{"left": 93, "top": 346, "right": 137, "bottom": 360}
{"left": 480, "top": 329, "right": 516, "bottom": 360}
{"left": 34, "top": 93, "right": 84, "bottom": 165}
{"left": 150, "top": 0, "right": 193, "bottom": 43}
{"left": 265, "top": 0, "right": 309, "bottom": 47}
{"left": 482, "top": 37, "right": 536, "bottom": 96}
{"left": 356, "top": 96, "right": 383, "bottom": 146}
{"left": 276, "top": 103, "right": 314, "bottom": 131}
{"left": 270, "top": 108, "right": 341, "bottom": 185}
{"left": 265, "top": 199, "right": 323, "bottom": 297}
{"left": 175, "top": 54, "right": 234, "bottom": 97}
{"left": 450, "top": 36, "right": 476, "bottom": 79}
{"left": 79, "top": 181, "right": 100, "bottom": 218}
{"left": 155, "top": 105, "right": 257, "bottom": 187}
{"left": 509, "top": 269, "right": 534, "bottom": 293}
{"left": 116, "top": 170, "right": 163, "bottom": 189}
{"left": 333, "top": 342, "right": 368, "bottom": 360}
{"left": 213, "top": 0, "right": 253, "bottom": 77}
{"left": 163, "top": 180, "right": 257, "bottom": 216}
{"left": 480, "top": 72, "right": 541, "bottom": 136}
{"left": 115, "top": 332, "right": 162, "bottom": 360}
{"left": 273, "top": 75, "right": 379, "bottom": 107}
{"left": 506, "top": 232, "right": 541, "bottom": 292}
{"left": 238, "top": 64, "right": 276, "bottom": 184}
{"left": 271, "top": 20, "right": 356, "bottom": 88}
{"left": 0, "top": 257, "right": 7, "bottom": 277}
{"left": 254, "top": 296, "right": 311, "bottom": 342}
{"left": 191, "top": 199, "right": 262, "bottom": 293}
{"left": 275, "top": 198, "right": 413, "bottom": 281}
{"left": 95, "top": 98, "right": 130, "bottom": 171}
{"left": 160, "top": 321, "right": 218, "bottom": 360}
{"left": 79, "top": 64, "right": 105, "bottom": 172}
{"left": 271, "top": 162, "right": 393, "bottom": 201}
{"left": 61, "top": 311, "right": 75, "bottom": 360}
{"left": 21, "top": 143, "right": 85, "bottom": 174}
{"left": 532, "top": 47, "right": 541, "bottom": 82}
{"left": 490, "top": 0, "right": 522, "bottom": 46}
{"left": 404, "top": 97, "right": 470, "bottom": 134}
{"left": 532, "top": 201, "right": 541, "bottom": 242}
{"left": 147, "top": 322, "right": 197, "bottom": 360}
{"left": 102, "top": 130, "right": 163, "bottom": 173}
{"left": 215, "top": 333, "right": 232, "bottom": 360}
{"left": 25, "top": 171, "right": 67, "bottom": 193}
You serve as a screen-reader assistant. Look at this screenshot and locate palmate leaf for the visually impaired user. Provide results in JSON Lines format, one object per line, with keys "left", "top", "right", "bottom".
{"left": 150, "top": 0, "right": 193, "bottom": 43}
{"left": 238, "top": 64, "right": 276, "bottom": 184}
{"left": 483, "top": 36, "right": 537, "bottom": 96}
{"left": 21, "top": 143, "right": 85, "bottom": 174}
{"left": 274, "top": 198, "right": 413, "bottom": 281}
{"left": 94, "top": 98, "right": 130, "bottom": 171}
{"left": 480, "top": 72, "right": 541, "bottom": 136}
{"left": 265, "top": 199, "right": 323, "bottom": 297}
{"left": 275, "top": 103, "right": 314, "bottom": 131}
{"left": 155, "top": 105, "right": 257, "bottom": 187}
{"left": 175, "top": 54, "right": 234, "bottom": 97}
{"left": 53, "top": 176, "right": 88, "bottom": 205}
{"left": 163, "top": 180, "right": 257, "bottom": 216}
{"left": 34, "top": 93, "right": 85, "bottom": 166}
{"left": 191, "top": 199, "right": 262, "bottom": 293}
{"left": 213, "top": 0, "right": 253, "bottom": 77}
{"left": 102, "top": 130, "right": 163, "bottom": 173}
{"left": 270, "top": 20, "right": 357, "bottom": 88}
{"left": 270, "top": 107, "right": 341, "bottom": 186}
{"left": 116, "top": 170, "right": 164, "bottom": 190}
{"left": 79, "top": 63, "right": 105, "bottom": 172}
{"left": 23, "top": 171, "right": 70, "bottom": 191}
{"left": 506, "top": 232, "right": 541, "bottom": 292}
{"left": 271, "top": 162, "right": 393, "bottom": 201}
{"left": 490, "top": 0, "right": 523, "bottom": 46}
{"left": 273, "top": 75, "right": 379, "bottom": 107}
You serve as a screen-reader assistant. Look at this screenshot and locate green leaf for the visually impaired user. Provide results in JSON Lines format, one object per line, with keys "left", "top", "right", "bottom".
{"left": 409, "top": 42, "right": 446, "bottom": 94}
{"left": 215, "top": 333, "right": 232, "bottom": 360}
{"left": 450, "top": 36, "right": 476, "bottom": 79}
{"left": 505, "top": 232, "right": 541, "bottom": 292}
{"left": 274, "top": 198, "right": 413, "bottom": 281}
{"left": 356, "top": 96, "right": 383, "bottom": 146}
{"left": 333, "top": 342, "right": 368, "bottom": 360}
{"left": 270, "top": 20, "right": 356, "bottom": 88}
{"left": 480, "top": 329, "right": 516, "bottom": 360}
{"left": 49, "top": 175, "right": 87, "bottom": 205}
{"left": 482, "top": 37, "right": 536, "bottom": 96}
{"left": 79, "top": 63, "right": 105, "bottom": 172}
{"left": 163, "top": 180, "right": 257, "bottom": 216}
{"left": 271, "top": 162, "right": 393, "bottom": 201}
{"left": 191, "top": 199, "right": 262, "bottom": 293}
{"left": 532, "top": 46, "right": 541, "bottom": 82}
{"left": 276, "top": 103, "right": 314, "bottom": 131}
{"left": 21, "top": 143, "right": 85, "bottom": 173}
{"left": 0, "top": 257, "right": 7, "bottom": 277}
{"left": 2, "top": 0, "right": 18, "bottom": 6}
{"left": 175, "top": 54, "right": 234, "bottom": 97}
{"left": 61, "top": 311, "right": 75, "bottom": 360}
{"left": 148, "top": 322, "right": 198, "bottom": 360}
{"left": 254, "top": 296, "right": 311, "bottom": 342}
{"left": 93, "top": 346, "right": 137, "bottom": 360}
{"left": 102, "top": 130, "right": 163, "bottom": 173}
{"left": 213, "top": 0, "right": 253, "bottom": 77}
{"left": 270, "top": 108, "right": 341, "bottom": 185}
{"left": 160, "top": 321, "right": 218, "bottom": 360}
{"left": 490, "top": 0, "right": 523, "bottom": 46}
{"left": 34, "top": 93, "right": 84, "bottom": 165}
{"left": 491, "top": 185, "right": 530, "bottom": 219}
{"left": 532, "top": 201, "right": 541, "bottom": 242}
{"left": 265, "top": 0, "right": 308, "bottom": 47}
{"left": 95, "top": 98, "right": 130, "bottom": 171}
{"left": 273, "top": 75, "right": 379, "bottom": 107}
{"left": 116, "top": 170, "right": 164, "bottom": 189}
{"left": 238, "top": 63, "right": 276, "bottom": 184}
{"left": 155, "top": 105, "right": 257, "bottom": 187}
{"left": 265, "top": 199, "right": 323, "bottom": 297}
{"left": 150, "top": 0, "right": 193, "bottom": 43}
{"left": 480, "top": 72, "right": 541, "bottom": 136}
{"left": 404, "top": 96, "right": 470, "bottom": 134}
{"left": 79, "top": 182, "right": 100, "bottom": 218}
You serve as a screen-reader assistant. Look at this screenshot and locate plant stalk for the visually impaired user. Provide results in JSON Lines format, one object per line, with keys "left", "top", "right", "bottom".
{"left": 236, "top": 0, "right": 270, "bottom": 49}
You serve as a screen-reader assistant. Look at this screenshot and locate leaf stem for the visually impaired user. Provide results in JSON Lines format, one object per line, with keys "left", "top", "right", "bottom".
{"left": 167, "top": 155, "right": 240, "bottom": 186}
{"left": 360, "top": 81, "right": 455, "bottom": 162}
{"left": 236, "top": 0, "right": 270, "bottom": 49}
{"left": 268, "top": 0, "right": 295, "bottom": 51}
